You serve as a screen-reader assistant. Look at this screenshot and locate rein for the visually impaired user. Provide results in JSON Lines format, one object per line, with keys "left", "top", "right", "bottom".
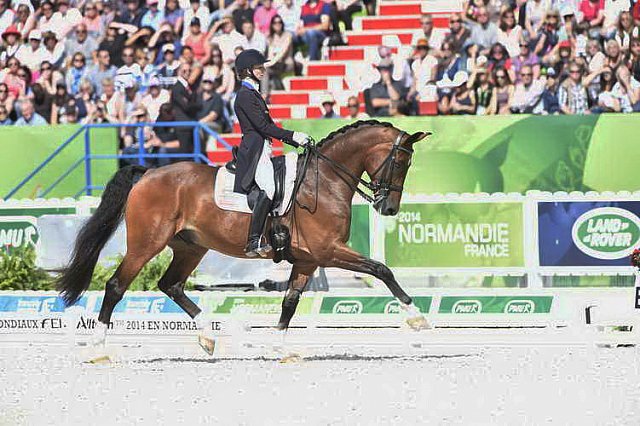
{"left": 302, "top": 130, "right": 411, "bottom": 205}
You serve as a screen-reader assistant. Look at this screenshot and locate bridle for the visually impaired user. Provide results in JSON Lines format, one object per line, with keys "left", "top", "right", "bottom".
{"left": 302, "top": 130, "right": 412, "bottom": 206}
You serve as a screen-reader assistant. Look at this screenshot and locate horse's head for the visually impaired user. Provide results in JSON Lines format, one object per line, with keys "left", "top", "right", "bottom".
{"left": 366, "top": 130, "right": 431, "bottom": 216}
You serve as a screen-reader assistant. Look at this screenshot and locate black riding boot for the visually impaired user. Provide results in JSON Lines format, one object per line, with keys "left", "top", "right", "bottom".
{"left": 245, "top": 190, "right": 272, "bottom": 258}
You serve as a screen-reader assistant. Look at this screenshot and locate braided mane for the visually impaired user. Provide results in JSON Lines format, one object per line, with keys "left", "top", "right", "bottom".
{"left": 316, "top": 119, "right": 396, "bottom": 148}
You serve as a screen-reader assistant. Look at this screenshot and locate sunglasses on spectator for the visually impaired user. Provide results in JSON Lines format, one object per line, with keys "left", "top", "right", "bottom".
{"left": 496, "top": 74, "right": 506, "bottom": 79}
{"left": 123, "top": 53, "right": 134, "bottom": 58}
{"left": 569, "top": 69, "right": 580, "bottom": 74}
{"left": 0, "top": 88, "right": 7, "bottom": 93}
{"left": 450, "top": 19, "right": 461, "bottom": 23}
{"left": 74, "top": 58, "right": 84, "bottom": 63}
{"left": 273, "top": 20, "right": 283, "bottom": 24}
{"left": 17, "top": 72, "right": 27, "bottom": 78}
{"left": 348, "top": 104, "right": 358, "bottom": 108}
{"left": 421, "top": 21, "right": 432, "bottom": 25}
{"left": 521, "top": 72, "right": 532, "bottom": 77}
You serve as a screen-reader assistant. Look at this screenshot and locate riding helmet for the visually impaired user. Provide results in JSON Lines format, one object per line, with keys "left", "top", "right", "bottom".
{"left": 235, "top": 49, "right": 268, "bottom": 74}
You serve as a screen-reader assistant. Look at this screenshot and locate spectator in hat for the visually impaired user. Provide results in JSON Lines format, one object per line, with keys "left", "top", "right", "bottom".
{"left": 254, "top": 0, "right": 278, "bottom": 34}
{"left": 408, "top": 38, "right": 437, "bottom": 103}
{"left": 511, "top": 36, "right": 540, "bottom": 82}
{"left": 541, "top": 67, "right": 561, "bottom": 114}
{"left": 121, "top": 105, "right": 156, "bottom": 166}
{"left": 66, "top": 52, "right": 89, "bottom": 96}
{"left": 266, "top": 15, "right": 294, "bottom": 91}
{"left": 156, "top": 43, "right": 180, "bottom": 85}
{"left": 510, "top": 64, "right": 545, "bottom": 113}
{"left": 141, "top": 0, "right": 165, "bottom": 31}
{"left": 185, "top": 17, "right": 211, "bottom": 64}
{"left": 148, "top": 23, "right": 182, "bottom": 64}
{"left": 319, "top": 93, "right": 341, "bottom": 118}
{"left": 183, "top": 0, "right": 210, "bottom": 40}
{"left": 64, "top": 24, "right": 98, "bottom": 65}
{"left": 1, "top": 26, "right": 25, "bottom": 67}
{"left": 15, "top": 4, "right": 36, "bottom": 40}
{"left": 210, "top": 16, "right": 245, "bottom": 64}
{"left": 41, "top": 31, "right": 65, "bottom": 69}
{"left": 443, "top": 13, "right": 471, "bottom": 53}
{"left": 88, "top": 49, "right": 116, "bottom": 96}
{"left": 469, "top": 7, "right": 498, "bottom": 52}
{"left": 368, "top": 59, "right": 403, "bottom": 116}
{"left": 15, "top": 98, "right": 47, "bottom": 125}
{"left": 0, "top": 0, "right": 15, "bottom": 36}
{"left": 82, "top": 2, "right": 104, "bottom": 38}
{"left": 297, "top": 0, "right": 331, "bottom": 61}
{"left": 16, "top": 30, "right": 45, "bottom": 72}
{"left": 411, "top": 14, "right": 445, "bottom": 52}
{"left": 241, "top": 19, "right": 267, "bottom": 54}
{"left": 449, "top": 72, "right": 476, "bottom": 115}
{"left": 141, "top": 75, "right": 170, "bottom": 121}
{"left": 197, "top": 70, "right": 227, "bottom": 132}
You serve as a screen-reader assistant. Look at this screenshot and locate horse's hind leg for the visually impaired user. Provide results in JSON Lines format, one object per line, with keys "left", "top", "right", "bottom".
{"left": 158, "top": 241, "right": 207, "bottom": 319}
{"left": 326, "top": 244, "right": 431, "bottom": 330}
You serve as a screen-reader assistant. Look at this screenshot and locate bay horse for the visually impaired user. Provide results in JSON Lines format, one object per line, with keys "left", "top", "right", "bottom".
{"left": 55, "top": 120, "right": 431, "bottom": 354}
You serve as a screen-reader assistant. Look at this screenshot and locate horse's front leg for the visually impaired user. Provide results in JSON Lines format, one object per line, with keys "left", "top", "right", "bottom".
{"left": 326, "top": 244, "right": 431, "bottom": 330}
{"left": 277, "top": 263, "right": 317, "bottom": 330}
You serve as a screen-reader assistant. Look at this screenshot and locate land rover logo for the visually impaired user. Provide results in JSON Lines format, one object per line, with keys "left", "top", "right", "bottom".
{"left": 571, "top": 207, "right": 640, "bottom": 260}
{"left": 384, "top": 301, "right": 400, "bottom": 314}
{"left": 504, "top": 300, "right": 535, "bottom": 314}
{"left": 452, "top": 300, "right": 482, "bottom": 314}
{"left": 0, "top": 216, "right": 39, "bottom": 249}
{"left": 332, "top": 300, "right": 363, "bottom": 314}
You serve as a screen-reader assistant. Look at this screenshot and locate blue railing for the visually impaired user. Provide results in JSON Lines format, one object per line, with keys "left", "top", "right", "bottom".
{"left": 3, "top": 121, "right": 232, "bottom": 200}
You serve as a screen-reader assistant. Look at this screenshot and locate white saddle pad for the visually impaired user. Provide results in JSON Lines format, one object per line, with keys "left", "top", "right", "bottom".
{"left": 214, "top": 152, "right": 298, "bottom": 216}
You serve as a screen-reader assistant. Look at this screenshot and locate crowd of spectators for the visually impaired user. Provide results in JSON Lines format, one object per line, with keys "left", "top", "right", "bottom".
{"left": 366, "top": 1, "right": 640, "bottom": 116}
{"left": 0, "top": 0, "right": 636, "bottom": 149}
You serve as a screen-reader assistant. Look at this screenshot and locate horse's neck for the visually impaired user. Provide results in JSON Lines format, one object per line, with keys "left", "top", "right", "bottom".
{"left": 315, "top": 130, "right": 376, "bottom": 203}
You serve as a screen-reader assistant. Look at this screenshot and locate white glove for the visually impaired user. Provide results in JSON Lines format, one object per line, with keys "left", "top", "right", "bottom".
{"left": 292, "top": 131, "right": 310, "bottom": 146}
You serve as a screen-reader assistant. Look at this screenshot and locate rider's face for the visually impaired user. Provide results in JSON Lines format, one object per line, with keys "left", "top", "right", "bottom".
{"left": 252, "top": 65, "right": 266, "bottom": 79}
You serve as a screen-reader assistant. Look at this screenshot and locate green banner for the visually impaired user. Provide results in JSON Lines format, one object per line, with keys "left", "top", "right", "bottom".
{"left": 0, "top": 206, "right": 77, "bottom": 250}
{"left": 283, "top": 114, "right": 639, "bottom": 195}
{"left": 319, "top": 296, "right": 432, "bottom": 314}
{"left": 0, "top": 125, "right": 118, "bottom": 199}
{"left": 383, "top": 202, "right": 524, "bottom": 268}
{"left": 348, "top": 204, "right": 370, "bottom": 256}
{"left": 438, "top": 296, "right": 553, "bottom": 314}
{"left": 210, "top": 296, "right": 313, "bottom": 315}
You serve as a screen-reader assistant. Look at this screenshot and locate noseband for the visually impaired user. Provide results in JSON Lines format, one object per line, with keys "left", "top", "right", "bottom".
{"left": 304, "top": 131, "right": 412, "bottom": 205}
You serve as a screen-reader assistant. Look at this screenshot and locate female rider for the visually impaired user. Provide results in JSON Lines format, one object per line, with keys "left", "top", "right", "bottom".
{"left": 233, "top": 49, "right": 310, "bottom": 257}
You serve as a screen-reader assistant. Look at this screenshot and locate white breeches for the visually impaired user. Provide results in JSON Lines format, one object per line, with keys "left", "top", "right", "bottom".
{"left": 254, "top": 140, "right": 274, "bottom": 199}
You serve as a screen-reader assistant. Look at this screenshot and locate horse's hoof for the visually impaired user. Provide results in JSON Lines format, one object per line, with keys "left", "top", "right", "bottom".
{"left": 279, "top": 353, "right": 302, "bottom": 364}
{"left": 86, "top": 355, "right": 111, "bottom": 364}
{"left": 406, "top": 315, "right": 432, "bottom": 331}
{"left": 198, "top": 334, "right": 216, "bottom": 356}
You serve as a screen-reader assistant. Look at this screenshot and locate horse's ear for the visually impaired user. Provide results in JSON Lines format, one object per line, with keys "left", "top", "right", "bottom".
{"left": 405, "top": 131, "right": 432, "bottom": 145}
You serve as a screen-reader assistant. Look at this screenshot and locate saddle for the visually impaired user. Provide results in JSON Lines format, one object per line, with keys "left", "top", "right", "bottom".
{"left": 214, "top": 147, "right": 298, "bottom": 263}
{"left": 224, "top": 146, "right": 286, "bottom": 213}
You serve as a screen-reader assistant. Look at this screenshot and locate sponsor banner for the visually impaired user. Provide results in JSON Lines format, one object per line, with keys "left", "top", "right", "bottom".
{"left": 210, "top": 296, "right": 313, "bottom": 315}
{"left": 383, "top": 202, "right": 524, "bottom": 268}
{"left": 538, "top": 201, "right": 640, "bottom": 266}
{"left": 74, "top": 316, "right": 225, "bottom": 335}
{"left": 319, "top": 296, "right": 432, "bottom": 314}
{"left": 0, "top": 294, "right": 87, "bottom": 313}
{"left": 0, "top": 216, "right": 39, "bottom": 249}
{"left": 438, "top": 296, "right": 553, "bottom": 314}
{"left": 93, "top": 295, "right": 199, "bottom": 314}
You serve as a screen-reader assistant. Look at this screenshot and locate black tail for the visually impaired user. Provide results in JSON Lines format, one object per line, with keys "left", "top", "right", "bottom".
{"left": 56, "top": 165, "right": 147, "bottom": 306}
